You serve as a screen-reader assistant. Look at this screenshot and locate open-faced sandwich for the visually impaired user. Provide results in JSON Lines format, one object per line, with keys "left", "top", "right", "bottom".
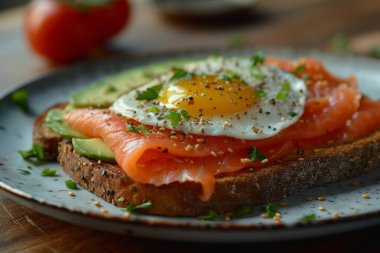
{"left": 32, "top": 53, "right": 380, "bottom": 217}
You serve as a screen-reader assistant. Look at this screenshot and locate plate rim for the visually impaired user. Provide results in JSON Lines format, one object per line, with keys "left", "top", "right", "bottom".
{"left": 1, "top": 48, "right": 380, "bottom": 234}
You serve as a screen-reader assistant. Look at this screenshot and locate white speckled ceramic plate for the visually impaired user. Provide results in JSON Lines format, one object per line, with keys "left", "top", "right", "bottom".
{"left": 1, "top": 49, "right": 380, "bottom": 243}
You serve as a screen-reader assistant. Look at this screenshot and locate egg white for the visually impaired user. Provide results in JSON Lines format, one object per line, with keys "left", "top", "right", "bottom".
{"left": 111, "top": 57, "right": 307, "bottom": 140}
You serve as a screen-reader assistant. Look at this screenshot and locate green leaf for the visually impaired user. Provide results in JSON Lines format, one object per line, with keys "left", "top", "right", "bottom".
{"left": 300, "top": 213, "right": 316, "bottom": 222}
{"left": 169, "top": 68, "right": 193, "bottom": 83}
{"left": 264, "top": 203, "right": 277, "bottom": 218}
{"left": 105, "top": 86, "right": 117, "bottom": 93}
{"left": 247, "top": 146, "right": 266, "bottom": 162}
{"left": 41, "top": 168, "right": 57, "bottom": 177}
{"left": 276, "top": 81, "right": 291, "bottom": 100}
{"left": 232, "top": 206, "right": 253, "bottom": 218}
{"left": 18, "top": 144, "right": 45, "bottom": 161}
{"left": 330, "top": 33, "right": 349, "bottom": 53}
{"left": 146, "top": 106, "right": 160, "bottom": 114}
{"left": 136, "top": 83, "right": 163, "bottom": 101}
{"left": 165, "top": 109, "right": 189, "bottom": 127}
{"left": 126, "top": 122, "right": 150, "bottom": 136}
{"left": 251, "top": 52, "right": 265, "bottom": 66}
{"left": 251, "top": 66, "right": 265, "bottom": 80}
{"left": 122, "top": 201, "right": 152, "bottom": 213}
{"left": 255, "top": 89, "right": 266, "bottom": 98}
{"left": 228, "top": 34, "right": 245, "bottom": 49}
{"left": 17, "top": 168, "right": 31, "bottom": 175}
{"left": 371, "top": 45, "right": 380, "bottom": 58}
{"left": 198, "top": 210, "right": 218, "bottom": 221}
{"left": 65, "top": 180, "right": 78, "bottom": 190}
{"left": 295, "top": 64, "right": 306, "bottom": 73}
{"left": 11, "top": 90, "right": 29, "bottom": 112}
{"left": 288, "top": 111, "right": 298, "bottom": 117}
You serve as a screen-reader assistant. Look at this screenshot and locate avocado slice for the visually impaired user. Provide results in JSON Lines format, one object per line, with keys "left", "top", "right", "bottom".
{"left": 72, "top": 138, "right": 115, "bottom": 163}
{"left": 45, "top": 109, "right": 87, "bottom": 139}
{"left": 69, "top": 58, "right": 198, "bottom": 108}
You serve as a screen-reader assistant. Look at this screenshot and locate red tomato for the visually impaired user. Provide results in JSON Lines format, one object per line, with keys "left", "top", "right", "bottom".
{"left": 25, "top": 0, "right": 130, "bottom": 63}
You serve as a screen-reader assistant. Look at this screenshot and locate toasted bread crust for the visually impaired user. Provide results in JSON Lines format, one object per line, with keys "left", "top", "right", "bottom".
{"left": 33, "top": 104, "right": 65, "bottom": 161}
{"left": 58, "top": 133, "right": 380, "bottom": 216}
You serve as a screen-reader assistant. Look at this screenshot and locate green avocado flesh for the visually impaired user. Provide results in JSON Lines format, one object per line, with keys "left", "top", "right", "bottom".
{"left": 45, "top": 109, "right": 86, "bottom": 139}
{"left": 69, "top": 58, "right": 198, "bottom": 108}
{"left": 72, "top": 138, "right": 115, "bottom": 162}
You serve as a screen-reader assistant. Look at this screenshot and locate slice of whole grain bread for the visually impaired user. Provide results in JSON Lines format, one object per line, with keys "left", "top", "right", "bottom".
{"left": 35, "top": 105, "right": 380, "bottom": 216}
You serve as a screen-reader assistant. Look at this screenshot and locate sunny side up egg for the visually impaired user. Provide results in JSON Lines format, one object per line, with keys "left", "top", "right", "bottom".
{"left": 111, "top": 56, "right": 307, "bottom": 140}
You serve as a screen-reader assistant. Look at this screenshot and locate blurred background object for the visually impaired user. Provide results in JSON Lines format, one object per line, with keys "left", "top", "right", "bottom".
{"left": 0, "top": 0, "right": 28, "bottom": 10}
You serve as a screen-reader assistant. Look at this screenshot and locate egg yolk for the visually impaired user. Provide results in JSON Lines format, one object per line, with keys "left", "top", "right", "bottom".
{"left": 158, "top": 75, "right": 257, "bottom": 118}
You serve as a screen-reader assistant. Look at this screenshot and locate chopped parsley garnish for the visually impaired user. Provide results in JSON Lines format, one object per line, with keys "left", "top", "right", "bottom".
{"left": 371, "top": 45, "right": 380, "bottom": 58}
{"left": 169, "top": 68, "right": 193, "bottom": 83}
{"left": 232, "top": 206, "right": 253, "bottom": 218}
{"left": 106, "top": 86, "right": 117, "bottom": 93}
{"left": 330, "top": 33, "right": 349, "bottom": 53}
{"left": 41, "top": 168, "right": 57, "bottom": 177}
{"left": 198, "top": 210, "right": 218, "bottom": 221}
{"left": 288, "top": 111, "right": 298, "bottom": 117}
{"left": 251, "top": 52, "right": 265, "bottom": 66}
{"left": 251, "top": 66, "right": 265, "bottom": 80}
{"left": 136, "top": 83, "right": 163, "bottom": 101}
{"left": 276, "top": 81, "right": 291, "bottom": 100}
{"left": 122, "top": 201, "right": 152, "bottom": 213}
{"left": 264, "top": 203, "right": 277, "bottom": 218}
{"left": 302, "top": 73, "right": 310, "bottom": 81}
{"left": 228, "top": 34, "right": 245, "bottom": 49}
{"left": 255, "top": 89, "right": 266, "bottom": 98}
{"left": 295, "top": 64, "right": 306, "bottom": 73}
{"left": 165, "top": 109, "right": 189, "bottom": 127}
{"left": 65, "top": 180, "right": 78, "bottom": 190}
{"left": 247, "top": 146, "right": 266, "bottom": 162}
{"left": 12, "top": 89, "right": 29, "bottom": 112}
{"left": 18, "top": 144, "right": 45, "bottom": 161}
{"left": 17, "top": 168, "right": 31, "bottom": 175}
{"left": 300, "top": 213, "right": 316, "bottom": 222}
{"left": 219, "top": 69, "right": 240, "bottom": 82}
{"left": 126, "top": 122, "right": 149, "bottom": 135}
{"left": 146, "top": 106, "right": 160, "bottom": 114}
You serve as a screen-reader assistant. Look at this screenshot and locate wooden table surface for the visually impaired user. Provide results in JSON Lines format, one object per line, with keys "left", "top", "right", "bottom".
{"left": 1, "top": 0, "right": 380, "bottom": 252}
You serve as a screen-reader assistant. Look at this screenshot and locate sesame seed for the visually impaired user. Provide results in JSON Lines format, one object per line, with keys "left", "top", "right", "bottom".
{"left": 194, "top": 144, "right": 200, "bottom": 150}
{"left": 94, "top": 201, "right": 101, "bottom": 207}
{"left": 185, "top": 144, "right": 194, "bottom": 151}
{"left": 117, "top": 197, "right": 125, "bottom": 202}
{"left": 98, "top": 160, "right": 102, "bottom": 164}
{"left": 210, "top": 151, "right": 217, "bottom": 157}
{"left": 123, "top": 212, "right": 131, "bottom": 218}
{"left": 101, "top": 209, "right": 109, "bottom": 214}
{"left": 261, "top": 158, "right": 269, "bottom": 164}
{"left": 240, "top": 158, "right": 251, "bottom": 164}
{"left": 332, "top": 211, "right": 340, "bottom": 218}
{"left": 261, "top": 213, "right": 269, "bottom": 219}
{"left": 159, "top": 127, "right": 165, "bottom": 131}
{"left": 217, "top": 151, "right": 224, "bottom": 156}
{"left": 223, "top": 121, "right": 232, "bottom": 127}
{"left": 196, "top": 138, "right": 205, "bottom": 143}
{"left": 227, "top": 148, "right": 233, "bottom": 153}
{"left": 170, "top": 135, "right": 179, "bottom": 140}
{"left": 361, "top": 193, "right": 370, "bottom": 199}
{"left": 306, "top": 196, "right": 313, "bottom": 201}
{"left": 279, "top": 202, "right": 288, "bottom": 207}
{"left": 298, "top": 157, "right": 305, "bottom": 161}
{"left": 318, "top": 206, "right": 326, "bottom": 211}
{"left": 68, "top": 191, "right": 75, "bottom": 197}
{"left": 318, "top": 196, "right": 326, "bottom": 201}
